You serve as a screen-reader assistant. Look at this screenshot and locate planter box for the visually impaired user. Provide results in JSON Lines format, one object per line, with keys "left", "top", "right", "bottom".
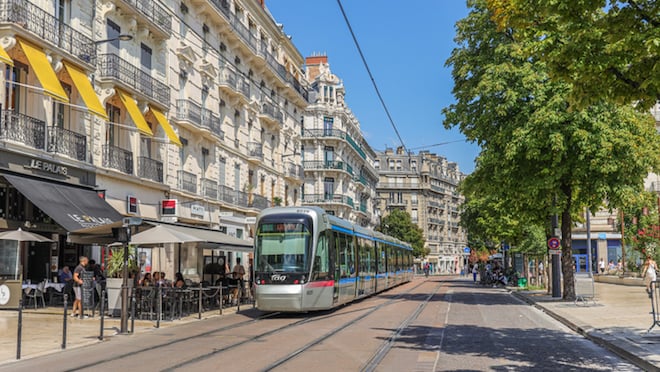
{"left": 594, "top": 274, "right": 644, "bottom": 287}
{"left": 106, "top": 278, "right": 133, "bottom": 317}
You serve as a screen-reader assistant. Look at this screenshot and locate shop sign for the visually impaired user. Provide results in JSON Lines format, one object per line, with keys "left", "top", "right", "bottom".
{"left": 161, "top": 199, "right": 177, "bottom": 216}
{"left": 67, "top": 214, "right": 115, "bottom": 228}
{"left": 245, "top": 217, "right": 257, "bottom": 224}
{"left": 127, "top": 195, "right": 138, "bottom": 214}
{"left": 190, "top": 204, "right": 205, "bottom": 217}
{"left": 24, "top": 159, "right": 68, "bottom": 177}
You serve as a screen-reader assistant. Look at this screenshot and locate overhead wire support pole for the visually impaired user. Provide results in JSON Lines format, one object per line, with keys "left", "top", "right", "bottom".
{"left": 336, "top": 0, "right": 407, "bottom": 153}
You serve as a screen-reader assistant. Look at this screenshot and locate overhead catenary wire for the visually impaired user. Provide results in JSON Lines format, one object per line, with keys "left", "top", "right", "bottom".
{"left": 336, "top": 0, "right": 407, "bottom": 153}
{"left": 407, "top": 140, "right": 466, "bottom": 151}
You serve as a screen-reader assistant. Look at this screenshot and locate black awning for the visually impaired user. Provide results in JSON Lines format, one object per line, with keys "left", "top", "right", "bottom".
{"left": 3, "top": 174, "right": 122, "bottom": 232}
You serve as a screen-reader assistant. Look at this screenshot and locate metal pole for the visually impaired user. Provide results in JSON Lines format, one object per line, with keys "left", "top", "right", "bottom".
{"left": 551, "top": 214, "right": 561, "bottom": 298}
{"left": 621, "top": 209, "right": 626, "bottom": 275}
{"left": 99, "top": 290, "right": 105, "bottom": 341}
{"left": 62, "top": 294, "right": 68, "bottom": 349}
{"left": 120, "top": 232, "right": 129, "bottom": 333}
{"left": 198, "top": 283, "right": 202, "bottom": 320}
{"left": 130, "top": 287, "right": 135, "bottom": 334}
{"left": 587, "top": 208, "right": 593, "bottom": 278}
{"left": 156, "top": 285, "right": 161, "bottom": 329}
{"left": 219, "top": 286, "right": 223, "bottom": 315}
{"left": 16, "top": 299, "right": 22, "bottom": 360}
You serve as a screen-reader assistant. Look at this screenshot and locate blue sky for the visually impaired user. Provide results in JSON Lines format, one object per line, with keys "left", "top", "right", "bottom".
{"left": 267, "top": 0, "right": 479, "bottom": 173}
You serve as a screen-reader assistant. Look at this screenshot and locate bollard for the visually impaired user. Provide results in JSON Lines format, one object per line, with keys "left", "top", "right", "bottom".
{"left": 219, "top": 286, "right": 223, "bottom": 315}
{"left": 62, "top": 294, "right": 68, "bottom": 349}
{"left": 99, "top": 290, "right": 105, "bottom": 341}
{"left": 130, "top": 287, "right": 135, "bottom": 334}
{"left": 198, "top": 283, "right": 202, "bottom": 320}
{"left": 156, "top": 286, "right": 161, "bottom": 329}
{"left": 16, "top": 299, "right": 23, "bottom": 360}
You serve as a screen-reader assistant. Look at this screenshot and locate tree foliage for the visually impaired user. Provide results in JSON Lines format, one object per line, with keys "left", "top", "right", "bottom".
{"left": 487, "top": 0, "right": 660, "bottom": 110}
{"left": 379, "top": 209, "right": 428, "bottom": 258}
{"left": 444, "top": 0, "right": 660, "bottom": 299}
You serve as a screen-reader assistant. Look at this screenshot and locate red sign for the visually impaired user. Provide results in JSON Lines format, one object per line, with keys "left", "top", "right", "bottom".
{"left": 161, "top": 199, "right": 177, "bottom": 216}
{"left": 547, "top": 237, "right": 561, "bottom": 250}
{"left": 127, "top": 195, "right": 138, "bottom": 214}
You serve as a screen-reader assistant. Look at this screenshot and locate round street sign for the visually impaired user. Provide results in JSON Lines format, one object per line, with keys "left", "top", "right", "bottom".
{"left": 463, "top": 247, "right": 470, "bottom": 254}
{"left": 547, "top": 237, "right": 561, "bottom": 250}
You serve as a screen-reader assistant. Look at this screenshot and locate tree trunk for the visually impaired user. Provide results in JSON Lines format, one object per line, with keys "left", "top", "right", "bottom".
{"left": 561, "top": 185, "right": 576, "bottom": 300}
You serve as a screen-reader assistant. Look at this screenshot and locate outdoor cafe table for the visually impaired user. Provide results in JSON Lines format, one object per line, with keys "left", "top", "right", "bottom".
{"left": 22, "top": 282, "right": 65, "bottom": 293}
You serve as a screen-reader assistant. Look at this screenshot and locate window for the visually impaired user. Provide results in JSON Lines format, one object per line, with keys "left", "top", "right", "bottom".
{"left": 323, "top": 116, "right": 333, "bottom": 135}
{"left": 411, "top": 209, "right": 418, "bottom": 222}
{"left": 105, "top": 104, "right": 121, "bottom": 146}
{"left": 411, "top": 160, "right": 417, "bottom": 171}
{"left": 396, "top": 160, "right": 402, "bottom": 170}
{"left": 52, "top": 83, "right": 71, "bottom": 127}
{"left": 140, "top": 43, "right": 152, "bottom": 70}
{"left": 140, "top": 136, "right": 152, "bottom": 158}
{"left": 106, "top": 19, "right": 120, "bottom": 50}
{"left": 374, "top": 160, "right": 380, "bottom": 169}
{"left": 324, "top": 178, "right": 334, "bottom": 199}
{"left": 234, "top": 164, "right": 241, "bottom": 191}
{"left": 389, "top": 160, "right": 394, "bottom": 170}
{"left": 411, "top": 193, "right": 418, "bottom": 205}
{"left": 55, "top": 0, "right": 70, "bottom": 24}
{"left": 324, "top": 146, "right": 334, "bottom": 164}
{"left": 312, "top": 233, "right": 330, "bottom": 281}
{"left": 219, "top": 157, "right": 226, "bottom": 186}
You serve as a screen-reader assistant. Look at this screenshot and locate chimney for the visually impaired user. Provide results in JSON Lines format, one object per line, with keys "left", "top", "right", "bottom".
{"left": 305, "top": 54, "right": 328, "bottom": 81}
{"left": 396, "top": 146, "right": 405, "bottom": 155}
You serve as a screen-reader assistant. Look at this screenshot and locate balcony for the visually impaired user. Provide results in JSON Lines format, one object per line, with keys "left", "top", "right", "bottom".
{"left": 117, "top": 0, "right": 171, "bottom": 38}
{"left": 386, "top": 199, "right": 407, "bottom": 208}
{"left": 428, "top": 200, "right": 442, "bottom": 208}
{"left": 175, "top": 99, "right": 224, "bottom": 140}
{"left": 218, "top": 184, "right": 249, "bottom": 207}
{"left": 451, "top": 222, "right": 460, "bottom": 230}
{"left": 303, "top": 194, "right": 354, "bottom": 209}
{"left": 47, "top": 126, "right": 86, "bottom": 162}
{"left": 103, "top": 144, "right": 133, "bottom": 174}
{"left": 354, "top": 203, "right": 368, "bottom": 217}
{"left": 201, "top": 178, "right": 218, "bottom": 200}
{"left": 430, "top": 184, "right": 446, "bottom": 194}
{"left": 378, "top": 181, "right": 419, "bottom": 189}
{"left": 247, "top": 142, "right": 263, "bottom": 162}
{"left": 0, "top": 0, "right": 95, "bottom": 65}
{"left": 0, "top": 110, "right": 45, "bottom": 150}
{"left": 177, "top": 170, "right": 197, "bottom": 194}
{"left": 303, "top": 160, "right": 353, "bottom": 175}
{"left": 218, "top": 66, "right": 237, "bottom": 92}
{"left": 429, "top": 218, "right": 444, "bottom": 225}
{"left": 284, "top": 161, "right": 303, "bottom": 182}
{"left": 259, "top": 101, "right": 283, "bottom": 129}
{"left": 302, "top": 129, "right": 366, "bottom": 160}
{"left": 237, "top": 77, "right": 250, "bottom": 100}
{"left": 251, "top": 194, "right": 270, "bottom": 210}
{"left": 138, "top": 156, "right": 163, "bottom": 183}
{"left": 97, "top": 53, "right": 169, "bottom": 107}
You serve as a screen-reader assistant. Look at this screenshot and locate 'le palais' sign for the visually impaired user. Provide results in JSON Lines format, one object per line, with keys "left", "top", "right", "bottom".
{"left": 24, "top": 159, "right": 69, "bottom": 177}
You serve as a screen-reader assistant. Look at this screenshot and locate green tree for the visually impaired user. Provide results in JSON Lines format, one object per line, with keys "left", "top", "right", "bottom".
{"left": 487, "top": 0, "right": 660, "bottom": 110}
{"left": 444, "top": 0, "right": 660, "bottom": 300}
{"left": 379, "top": 209, "right": 428, "bottom": 258}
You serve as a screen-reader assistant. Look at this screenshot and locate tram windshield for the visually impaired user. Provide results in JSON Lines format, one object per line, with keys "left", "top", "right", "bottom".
{"left": 255, "top": 221, "right": 312, "bottom": 273}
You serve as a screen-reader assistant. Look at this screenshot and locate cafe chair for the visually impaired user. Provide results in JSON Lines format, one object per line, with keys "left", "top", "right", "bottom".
{"left": 25, "top": 281, "right": 46, "bottom": 309}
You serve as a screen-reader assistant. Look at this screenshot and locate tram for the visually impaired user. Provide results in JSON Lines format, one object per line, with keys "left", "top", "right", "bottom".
{"left": 253, "top": 206, "right": 414, "bottom": 312}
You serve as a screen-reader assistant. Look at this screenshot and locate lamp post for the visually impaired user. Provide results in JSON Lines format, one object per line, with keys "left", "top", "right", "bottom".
{"left": 94, "top": 34, "right": 133, "bottom": 45}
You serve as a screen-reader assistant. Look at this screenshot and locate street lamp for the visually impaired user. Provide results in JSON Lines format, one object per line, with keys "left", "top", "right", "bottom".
{"left": 94, "top": 34, "right": 133, "bottom": 45}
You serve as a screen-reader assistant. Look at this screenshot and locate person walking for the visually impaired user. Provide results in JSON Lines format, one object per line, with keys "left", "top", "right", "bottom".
{"left": 232, "top": 258, "right": 246, "bottom": 305}
{"left": 472, "top": 263, "right": 478, "bottom": 283}
{"left": 598, "top": 258, "right": 605, "bottom": 274}
{"left": 642, "top": 256, "right": 658, "bottom": 297}
{"left": 71, "top": 256, "right": 88, "bottom": 318}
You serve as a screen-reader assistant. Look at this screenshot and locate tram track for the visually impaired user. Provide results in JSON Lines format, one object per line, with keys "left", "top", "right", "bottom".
{"left": 259, "top": 279, "right": 443, "bottom": 372}
{"left": 162, "top": 279, "right": 432, "bottom": 371}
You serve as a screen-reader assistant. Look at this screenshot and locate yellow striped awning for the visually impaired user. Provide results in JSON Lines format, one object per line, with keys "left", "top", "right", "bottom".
{"left": 0, "top": 45, "right": 13, "bottom": 66}
{"left": 150, "top": 106, "right": 182, "bottom": 147}
{"left": 18, "top": 39, "right": 68, "bottom": 102}
{"left": 117, "top": 90, "right": 152, "bottom": 136}
{"left": 63, "top": 62, "right": 108, "bottom": 120}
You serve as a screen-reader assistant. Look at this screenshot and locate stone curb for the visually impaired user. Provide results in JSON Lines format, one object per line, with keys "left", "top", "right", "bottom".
{"left": 511, "top": 290, "right": 659, "bottom": 372}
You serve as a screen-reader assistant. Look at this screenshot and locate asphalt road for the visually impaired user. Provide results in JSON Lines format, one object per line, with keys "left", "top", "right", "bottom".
{"left": 0, "top": 278, "right": 638, "bottom": 371}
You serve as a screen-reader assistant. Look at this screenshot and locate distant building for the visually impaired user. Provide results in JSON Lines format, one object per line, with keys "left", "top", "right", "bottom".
{"left": 301, "top": 55, "right": 379, "bottom": 228}
{"left": 375, "top": 147, "right": 467, "bottom": 273}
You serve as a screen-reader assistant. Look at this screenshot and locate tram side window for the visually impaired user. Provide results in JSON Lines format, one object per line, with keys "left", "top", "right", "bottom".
{"left": 387, "top": 246, "right": 395, "bottom": 273}
{"left": 312, "top": 232, "right": 330, "bottom": 281}
{"left": 377, "top": 243, "right": 386, "bottom": 274}
{"left": 337, "top": 232, "right": 355, "bottom": 279}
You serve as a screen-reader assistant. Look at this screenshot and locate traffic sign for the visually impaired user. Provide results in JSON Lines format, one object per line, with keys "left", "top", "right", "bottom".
{"left": 547, "top": 237, "right": 561, "bottom": 250}
{"left": 463, "top": 247, "right": 470, "bottom": 254}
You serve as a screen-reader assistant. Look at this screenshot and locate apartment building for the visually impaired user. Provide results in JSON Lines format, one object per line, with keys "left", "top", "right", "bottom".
{"left": 376, "top": 147, "right": 467, "bottom": 273}
{"left": 0, "top": 0, "right": 308, "bottom": 281}
{"left": 301, "top": 55, "right": 379, "bottom": 228}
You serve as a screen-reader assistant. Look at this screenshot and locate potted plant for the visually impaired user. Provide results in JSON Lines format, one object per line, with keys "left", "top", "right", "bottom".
{"left": 105, "top": 247, "right": 139, "bottom": 317}
{"left": 273, "top": 196, "right": 283, "bottom": 207}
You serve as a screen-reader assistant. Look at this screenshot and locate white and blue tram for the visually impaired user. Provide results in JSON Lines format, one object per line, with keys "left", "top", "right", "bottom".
{"left": 253, "top": 207, "right": 414, "bottom": 312}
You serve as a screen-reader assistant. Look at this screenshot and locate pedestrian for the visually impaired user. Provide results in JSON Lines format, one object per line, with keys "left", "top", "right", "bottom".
{"left": 598, "top": 258, "right": 605, "bottom": 274}
{"left": 642, "top": 256, "right": 658, "bottom": 297}
{"left": 232, "top": 258, "right": 246, "bottom": 305}
{"left": 71, "top": 256, "right": 88, "bottom": 318}
{"left": 423, "top": 262, "right": 430, "bottom": 278}
{"left": 472, "top": 263, "right": 478, "bottom": 283}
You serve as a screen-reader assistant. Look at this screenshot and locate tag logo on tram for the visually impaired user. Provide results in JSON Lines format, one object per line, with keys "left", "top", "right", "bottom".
{"left": 271, "top": 274, "right": 287, "bottom": 282}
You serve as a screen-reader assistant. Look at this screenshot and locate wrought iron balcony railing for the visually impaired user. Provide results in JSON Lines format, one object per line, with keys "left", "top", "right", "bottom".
{"left": 97, "top": 53, "right": 169, "bottom": 107}
{"left": 286, "top": 161, "right": 303, "bottom": 179}
{"left": 118, "top": 0, "right": 171, "bottom": 35}
{"left": 247, "top": 141, "right": 263, "bottom": 160}
{"left": 260, "top": 102, "right": 283, "bottom": 122}
{"left": 237, "top": 77, "right": 250, "bottom": 98}
{"left": 177, "top": 170, "right": 197, "bottom": 194}
{"left": 218, "top": 184, "right": 248, "bottom": 207}
{"left": 176, "top": 99, "right": 224, "bottom": 139}
{"left": 47, "top": 126, "right": 86, "bottom": 162}
{"left": 201, "top": 178, "right": 218, "bottom": 200}
{"left": 0, "top": 0, "right": 95, "bottom": 64}
{"left": 251, "top": 194, "right": 270, "bottom": 210}
{"left": 200, "top": 108, "right": 224, "bottom": 140}
{"left": 302, "top": 129, "right": 366, "bottom": 160}
{"left": 138, "top": 156, "right": 163, "bottom": 183}
{"left": 103, "top": 144, "right": 133, "bottom": 174}
{"left": 303, "top": 160, "right": 353, "bottom": 175}
{"left": 218, "top": 66, "right": 237, "bottom": 89}
{"left": 302, "top": 194, "right": 354, "bottom": 208}
{"left": 0, "top": 109, "right": 45, "bottom": 150}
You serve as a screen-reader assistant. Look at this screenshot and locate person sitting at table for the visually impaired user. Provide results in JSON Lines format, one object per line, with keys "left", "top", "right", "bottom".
{"left": 174, "top": 272, "right": 186, "bottom": 288}
{"left": 141, "top": 273, "right": 152, "bottom": 286}
{"left": 153, "top": 272, "right": 162, "bottom": 287}
{"left": 58, "top": 266, "right": 72, "bottom": 284}
{"left": 160, "top": 272, "right": 169, "bottom": 287}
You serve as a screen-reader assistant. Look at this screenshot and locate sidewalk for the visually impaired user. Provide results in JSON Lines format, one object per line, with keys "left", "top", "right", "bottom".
{"left": 0, "top": 305, "right": 243, "bottom": 364}
{"left": 513, "top": 281, "right": 660, "bottom": 371}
